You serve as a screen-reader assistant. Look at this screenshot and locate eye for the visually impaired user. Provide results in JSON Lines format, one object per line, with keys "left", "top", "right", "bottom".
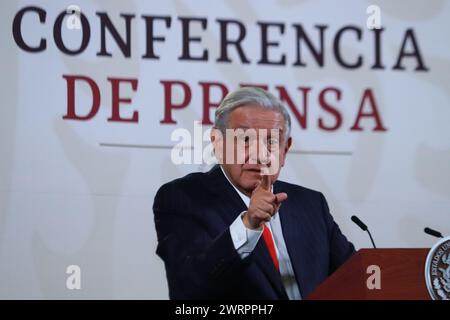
{"left": 237, "top": 134, "right": 250, "bottom": 144}
{"left": 267, "top": 137, "right": 279, "bottom": 145}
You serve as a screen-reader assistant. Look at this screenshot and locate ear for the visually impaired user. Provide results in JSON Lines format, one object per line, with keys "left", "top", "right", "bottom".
{"left": 280, "top": 137, "right": 292, "bottom": 167}
{"left": 285, "top": 137, "right": 292, "bottom": 153}
{"left": 210, "top": 127, "right": 222, "bottom": 144}
{"left": 211, "top": 128, "right": 224, "bottom": 163}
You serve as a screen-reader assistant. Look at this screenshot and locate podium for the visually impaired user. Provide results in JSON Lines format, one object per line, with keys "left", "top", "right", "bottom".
{"left": 307, "top": 248, "right": 430, "bottom": 300}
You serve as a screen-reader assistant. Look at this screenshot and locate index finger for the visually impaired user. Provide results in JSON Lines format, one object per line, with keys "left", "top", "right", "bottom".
{"left": 260, "top": 174, "right": 271, "bottom": 191}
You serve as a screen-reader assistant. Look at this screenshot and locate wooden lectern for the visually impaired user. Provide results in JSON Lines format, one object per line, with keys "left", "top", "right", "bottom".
{"left": 307, "top": 248, "right": 431, "bottom": 300}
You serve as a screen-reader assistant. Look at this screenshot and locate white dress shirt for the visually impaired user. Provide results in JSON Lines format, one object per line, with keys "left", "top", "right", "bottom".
{"left": 221, "top": 166, "right": 302, "bottom": 300}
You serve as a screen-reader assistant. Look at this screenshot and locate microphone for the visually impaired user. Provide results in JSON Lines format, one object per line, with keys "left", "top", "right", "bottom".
{"left": 351, "top": 215, "right": 377, "bottom": 248}
{"left": 424, "top": 227, "right": 443, "bottom": 239}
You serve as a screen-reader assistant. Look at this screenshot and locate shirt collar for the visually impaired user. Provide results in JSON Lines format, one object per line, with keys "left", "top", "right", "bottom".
{"left": 220, "top": 165, "right": 250, "bottom": 208}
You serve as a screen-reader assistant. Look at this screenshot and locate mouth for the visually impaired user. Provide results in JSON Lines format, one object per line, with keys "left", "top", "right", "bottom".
{"left": 242, "top": 166, "right": 262, "bottom": 174}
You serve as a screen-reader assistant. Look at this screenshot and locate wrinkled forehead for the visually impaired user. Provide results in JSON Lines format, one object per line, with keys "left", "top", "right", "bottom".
{"left": 227, "top": 105, "right": 286, "bottom": 131}
{"left": 227, "top": 127, "right": 284, "bottom": 138}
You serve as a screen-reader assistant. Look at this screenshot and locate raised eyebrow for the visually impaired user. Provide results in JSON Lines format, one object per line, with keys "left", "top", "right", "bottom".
{"left": 267, "top": 129, "right": 284, "bottom": 136}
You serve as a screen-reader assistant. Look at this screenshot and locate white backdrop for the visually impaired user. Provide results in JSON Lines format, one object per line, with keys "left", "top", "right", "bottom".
{"left": 1, "top": 0, "right": 449, "bottom": 299}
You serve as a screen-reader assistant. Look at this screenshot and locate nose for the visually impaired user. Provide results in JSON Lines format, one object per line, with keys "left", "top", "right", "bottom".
{"left": 247, "top": 138, "right": 270, "bottom": 166}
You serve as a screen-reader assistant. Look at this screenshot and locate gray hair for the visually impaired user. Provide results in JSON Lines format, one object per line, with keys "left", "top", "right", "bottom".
{"left": 214, "top": 87, "right": 291, "bottom": 141}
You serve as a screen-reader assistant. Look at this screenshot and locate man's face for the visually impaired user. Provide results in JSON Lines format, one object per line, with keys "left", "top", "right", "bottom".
{"left": 212, "top": 105, "right": 292, "bottom": 196}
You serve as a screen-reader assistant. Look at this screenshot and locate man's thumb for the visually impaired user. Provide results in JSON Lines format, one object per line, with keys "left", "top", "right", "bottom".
{"left": 275, "top": 192, "right": 288, "bottom": 204}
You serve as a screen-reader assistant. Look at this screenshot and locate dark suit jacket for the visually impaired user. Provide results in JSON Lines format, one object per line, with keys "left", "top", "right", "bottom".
{"left": 153, "top": 165, "right": 355, "bottom": 299}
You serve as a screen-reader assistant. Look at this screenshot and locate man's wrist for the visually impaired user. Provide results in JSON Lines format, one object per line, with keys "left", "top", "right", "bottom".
{"left": 241, "top": 211, "right": 262, "bottom": 230}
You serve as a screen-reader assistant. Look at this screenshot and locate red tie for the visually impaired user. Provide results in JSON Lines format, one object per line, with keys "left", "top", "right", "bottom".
{"left": 262, "top": 224, "right": 279, "bottom": 272}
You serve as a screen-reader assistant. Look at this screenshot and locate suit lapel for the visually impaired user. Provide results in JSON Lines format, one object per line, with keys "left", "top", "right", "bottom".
{"left": 251, "top": 236, "right": 289, "bottom": 299}
{"left": 206, "top": 166, "right": 288, "bottom": 299}
{"left": 206, "top": 165, "right": 247, "bottom": 225}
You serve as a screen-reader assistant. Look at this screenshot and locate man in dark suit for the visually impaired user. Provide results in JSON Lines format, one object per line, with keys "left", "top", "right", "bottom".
{"left": 153, "top": 87, "right": 355, "bottom": 299}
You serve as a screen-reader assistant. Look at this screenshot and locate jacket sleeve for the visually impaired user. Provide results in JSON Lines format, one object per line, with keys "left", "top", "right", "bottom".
{"left": 153, "top": 182, "right": 250, "bottom": 299}
{"left": 319, "top": 193, "right": 356, "bottom": 274}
